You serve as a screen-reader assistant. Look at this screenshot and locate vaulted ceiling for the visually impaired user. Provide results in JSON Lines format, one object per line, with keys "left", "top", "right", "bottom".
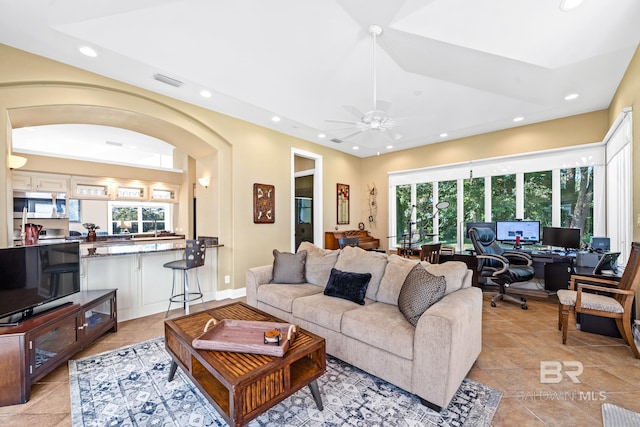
{"left": 1, "top": 0, "right": 640, "bottom": 157}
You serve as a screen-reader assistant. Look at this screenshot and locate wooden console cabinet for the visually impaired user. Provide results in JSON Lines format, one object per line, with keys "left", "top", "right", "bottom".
{"left": 0, "top": 289, "right": 117, "bottom": 406}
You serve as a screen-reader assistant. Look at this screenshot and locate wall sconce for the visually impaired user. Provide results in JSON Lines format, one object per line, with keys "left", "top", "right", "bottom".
{"left": 7, "top": 154, "right": 27, "bottom": 169}
{"left": 198, "top": 177, "right": 210, "bottom": 188}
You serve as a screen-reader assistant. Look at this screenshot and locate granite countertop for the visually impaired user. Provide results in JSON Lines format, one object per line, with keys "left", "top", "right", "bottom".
{"left": 80, "top": 239, "right": 223, "bottom": 258}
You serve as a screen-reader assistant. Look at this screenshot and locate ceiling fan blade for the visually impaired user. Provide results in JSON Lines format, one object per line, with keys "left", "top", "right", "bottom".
{"left": 381, "top": 130, "right": 402, "bottom": 142}
{"left": 327, "top": 126, "right": 360, "bottom": 132}
{"left": 342, "top": 105, "right": 366, "bottom": 119}
{"left": 325, "top": 119, "right": 360, "bottom": 125}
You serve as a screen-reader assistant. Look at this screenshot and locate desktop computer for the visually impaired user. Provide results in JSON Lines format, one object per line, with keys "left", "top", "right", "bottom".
{"left": 590, "top": 236, "right": 610, "bottom": 252}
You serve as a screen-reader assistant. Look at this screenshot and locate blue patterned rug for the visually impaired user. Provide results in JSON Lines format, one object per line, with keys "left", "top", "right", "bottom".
{"left": 69, "top": 337, "right": 501, "bottom": 426}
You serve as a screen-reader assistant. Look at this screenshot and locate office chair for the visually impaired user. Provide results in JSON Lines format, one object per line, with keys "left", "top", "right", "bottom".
{"left": 338, "top": 237, "right": 359, "bottom": 249}
{"left": 557, "top": 242, "right": 640, "bottom": 358}
{"left": 421, "top": 243, "right": 442, "bottom": 264}
{"left": 469, "top": 227, "right": 535, "bottom": 309}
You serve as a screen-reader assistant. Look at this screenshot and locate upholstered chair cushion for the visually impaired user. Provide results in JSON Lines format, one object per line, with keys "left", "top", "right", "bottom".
{"left": 398, "top": 264, "right": 446, "bottom": 326}
{"left": 557, "top": 289, "right": 624, "bottom": 313}
{"left": 270, "top": 249, "right": 307, "bottom": 284}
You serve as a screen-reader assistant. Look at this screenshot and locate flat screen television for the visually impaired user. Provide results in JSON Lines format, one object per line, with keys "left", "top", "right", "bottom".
{"left": 465, "top": 221, "right": 496, "bottom": 238}
{"left": 495, "top": 220, "right": 540, "bottom": 243}
{"left": 0, "top": 241, "right": 80, "bottom": 324}
{"left": 542, "top": 227, "right": 582, "bottom": 251}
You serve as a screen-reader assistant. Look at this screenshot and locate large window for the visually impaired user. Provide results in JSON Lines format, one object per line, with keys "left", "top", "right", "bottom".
{"left": 389, "top": 144, "right": 605, "bottom": 251}
{"left": 109, "top": 202, "right": 171, "bottom": 234}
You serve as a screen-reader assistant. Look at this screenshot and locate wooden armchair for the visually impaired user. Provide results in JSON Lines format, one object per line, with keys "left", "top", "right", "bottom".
{"left": 557, "top": 241, "right": 640, "bottom": 358}
{"left": 421, "top": 243, "right": 442, "bottom": 264}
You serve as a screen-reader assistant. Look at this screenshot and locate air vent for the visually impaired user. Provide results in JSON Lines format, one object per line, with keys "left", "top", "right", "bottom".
{"left": 105, "top": 140, "right": 124, "bottom": 147}
{"left": 330, "top": 138, "right": 343, "bottom": 144}
{"left": 153, "top": 73, "right": 183, "bottom": 88}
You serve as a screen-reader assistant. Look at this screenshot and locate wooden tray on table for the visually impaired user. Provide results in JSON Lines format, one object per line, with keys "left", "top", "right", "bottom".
{"left": 192, "top": 318, "right": 297, "bottom": 357}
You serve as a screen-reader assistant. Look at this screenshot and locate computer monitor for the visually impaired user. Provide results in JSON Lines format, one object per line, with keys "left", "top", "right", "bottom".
{"left": 542, "top": 227, "right": 581, "bottom": 251}
{"left": 465, "top": 221, "right": 496, "bottom": 238}
{"left": 495, "top": 220, "right": 540, "bottom": 243}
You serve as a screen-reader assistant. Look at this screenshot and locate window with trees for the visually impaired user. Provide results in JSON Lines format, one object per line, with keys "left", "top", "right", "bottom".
{"left": 109, "top": 202, "right": 171, "bottom": 234}
{"left": 389, "top": 145, "right": 603, "bottom": 251}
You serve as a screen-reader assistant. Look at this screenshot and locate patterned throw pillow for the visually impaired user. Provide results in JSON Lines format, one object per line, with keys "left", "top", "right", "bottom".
{"left": 398, "top": 264, "right": 446, "bottom": 326}
{"left": 270, "top": 249, "right": 307, "bottom": 284}
{"left": 323, "top": 268, "right": 372, "bottom": 305}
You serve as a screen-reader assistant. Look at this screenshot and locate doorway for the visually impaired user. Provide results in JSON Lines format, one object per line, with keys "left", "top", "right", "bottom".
{"left": 291, "top": 149, "right": 323, "bottom": 251}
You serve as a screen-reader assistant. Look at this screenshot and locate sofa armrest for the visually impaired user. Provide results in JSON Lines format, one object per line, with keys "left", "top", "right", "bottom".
{"left": 412, "top": 286, "right": 482, "bottom": 408}
{"left": 246, "top": 265, "right": 273, "bottom": 306}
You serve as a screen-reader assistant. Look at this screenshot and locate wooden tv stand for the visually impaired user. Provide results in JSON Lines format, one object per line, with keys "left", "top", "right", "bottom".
{"left": 0, "top": 289, "right": 117, "bottom": 406}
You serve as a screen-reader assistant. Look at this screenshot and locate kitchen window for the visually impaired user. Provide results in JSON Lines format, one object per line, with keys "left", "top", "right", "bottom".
{"left": 108, "top": 201, "right": 172, "bottom": 234}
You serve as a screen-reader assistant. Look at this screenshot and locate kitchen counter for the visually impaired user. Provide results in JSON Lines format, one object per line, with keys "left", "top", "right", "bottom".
{"left": 80, "top": 240, "right": 223, "bottom": 257}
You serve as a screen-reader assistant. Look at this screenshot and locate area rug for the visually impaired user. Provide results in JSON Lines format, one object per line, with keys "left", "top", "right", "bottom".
{"left": 602, "top": 403, "right": 640, "bottom": 427}
{"left": 69, "top": 337, "right": 501, "bottom": 427}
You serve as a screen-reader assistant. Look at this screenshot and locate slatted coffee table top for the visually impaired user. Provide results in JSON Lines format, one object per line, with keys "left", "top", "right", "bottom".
{"left": 166, "top": 302, "right": 325, "bottom": 383}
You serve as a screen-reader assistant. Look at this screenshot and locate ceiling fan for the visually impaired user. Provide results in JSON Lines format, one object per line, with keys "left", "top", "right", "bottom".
{"left": 326, "top": 24, "right": 401, "bottom": 142}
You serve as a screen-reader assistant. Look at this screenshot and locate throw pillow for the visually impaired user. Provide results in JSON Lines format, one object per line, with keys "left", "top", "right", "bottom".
{"left": 398, "top": 264, "right": 446, "bottom": 326}
{"left": 323, "top": 268, "right": 372, "bottom": 305}
{"left": 270, "top": 249, "right": 307, "bottom": 284}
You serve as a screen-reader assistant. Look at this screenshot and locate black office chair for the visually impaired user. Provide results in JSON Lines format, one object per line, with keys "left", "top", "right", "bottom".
{"left": 469, "top": 227, "right": 534, "bottom": 309}
{"left": 338, "top": 237, "right": 359, "bottom": 249}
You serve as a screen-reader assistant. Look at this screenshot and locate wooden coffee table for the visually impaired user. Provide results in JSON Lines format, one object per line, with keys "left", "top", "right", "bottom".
{"left": 164, "top": 302, "right": 326, "bottom": 426}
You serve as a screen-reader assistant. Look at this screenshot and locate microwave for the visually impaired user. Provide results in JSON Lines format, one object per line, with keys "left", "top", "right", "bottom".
{"left": 13, "top": 191, "right": 68, "bottom": 218}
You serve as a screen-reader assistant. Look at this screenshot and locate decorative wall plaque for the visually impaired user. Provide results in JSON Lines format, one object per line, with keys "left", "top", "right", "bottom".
{"left": 337, "top": 183, "right": 349, "bottom": 225}
{"left": 253, "top": 183, "right": 275, "bottom": 223}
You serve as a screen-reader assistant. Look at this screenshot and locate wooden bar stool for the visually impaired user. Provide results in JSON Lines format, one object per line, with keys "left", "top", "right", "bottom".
{"left": 164, "top": 239, "right": 206, "bottom": 317}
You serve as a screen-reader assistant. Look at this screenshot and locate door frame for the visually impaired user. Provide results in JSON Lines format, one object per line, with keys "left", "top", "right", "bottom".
{"left": 291, "top": 148, "right": 323, "bottom": 251}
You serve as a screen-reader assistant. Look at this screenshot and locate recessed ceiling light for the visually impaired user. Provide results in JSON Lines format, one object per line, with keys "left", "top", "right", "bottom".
{"left": 386, "top": 145, "right": 393, "bottom": 149}
{"left": 353, "top": 146, "right": 359, "bottom": 150}
{"left": 564, "top": 93, "right": 579, "bottom": 101}
{"left": 559, "top": 0, "right": 584, "bottom": 11}
{"left": 271, "top": 116, "right": 281, "bottom": 123}
{"left": 440, "top": 133, "right": 448, "bottom": 138}
{"left": 200, "top": 90, "right": 212, "bottom": 98}
{"left": 78, "top": 46, "right": 97, "bottom": 57}
{"left": 318, "top": 133, "right": 326, "bottom": 139}
{"left": 513, "top": 116, "right": 524, "bottom": 122}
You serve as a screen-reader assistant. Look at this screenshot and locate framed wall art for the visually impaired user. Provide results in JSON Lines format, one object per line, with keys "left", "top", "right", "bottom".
{"left": 337, "top": 183, "right": 349, "bottom": 224}
{"left": 253, "top": 183, "right": 275, "bottom": 223}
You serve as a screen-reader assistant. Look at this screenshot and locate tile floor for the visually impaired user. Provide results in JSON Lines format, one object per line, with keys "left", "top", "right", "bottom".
{"left": 0, "top": 294, "right": 639, "bottom": 426}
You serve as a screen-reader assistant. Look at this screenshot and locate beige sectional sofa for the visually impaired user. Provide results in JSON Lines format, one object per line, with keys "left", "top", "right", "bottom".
{"left": 245, "top": 242, "right": 482, "bottom": 411}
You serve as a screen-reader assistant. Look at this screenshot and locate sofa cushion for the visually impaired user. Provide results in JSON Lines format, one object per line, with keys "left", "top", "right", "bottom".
{"left": 334, "top": 245, "right": 388, "bottom": 300}
{"left": 376, "top": 255, "right": 419, "bottom": 305}
{"left": 256, "top": 283, "right": 323, "bottom": 313}
{"left": 398, "top": 264, "right": 446, "bottom": 326}
{"left": 292, "top": 293, "right": 370, "bottom": 332}
{"left": 297, "top": 241, "right": 339, "bottom": 287}
{"left": 323, "top": 268, "right": 371, "bottom": 305}
{"left": 270, "top": 249, "right": 307, "bottom": 284}
{"left": 421, "top": 260, "right": 469, "bottom": 295}
{"left": 341, "top": 302, "right": 415, "bottom": 360}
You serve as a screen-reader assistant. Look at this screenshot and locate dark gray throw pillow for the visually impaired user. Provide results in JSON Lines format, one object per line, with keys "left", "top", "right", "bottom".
{"left": 324, "top": 268, "right": 372, "bottom": 305}
{"left": 398, "top": 264, "right": 446, "bottom": 326}
{"left": 270, "top": 249, "right": 307, "bottom": 284}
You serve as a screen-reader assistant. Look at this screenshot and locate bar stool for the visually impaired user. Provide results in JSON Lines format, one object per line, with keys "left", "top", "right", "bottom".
{"left": 164, "top": 239, "right": 206, "bottom": 317}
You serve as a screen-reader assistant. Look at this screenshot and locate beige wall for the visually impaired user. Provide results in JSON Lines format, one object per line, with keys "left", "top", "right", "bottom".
{"left": 0, "top": 44, "right": 364, "bottom": 291}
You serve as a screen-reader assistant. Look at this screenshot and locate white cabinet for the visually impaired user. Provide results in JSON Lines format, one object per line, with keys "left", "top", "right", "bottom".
{"left": 71, "top": 176, "right": 113, "bottom": 199}
{"left": 12, "top": 171, "right": 69, "bottom": 192}
{"left": 149, "top": 184, "right": 179, "bottom": 202}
